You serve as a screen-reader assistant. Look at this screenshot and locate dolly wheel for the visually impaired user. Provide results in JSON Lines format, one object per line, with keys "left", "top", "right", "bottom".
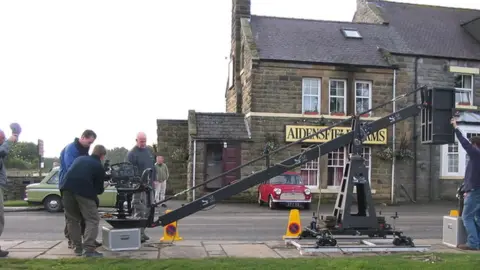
{"left": 329, "top": 239, "right": 337, "bottom": 246}
{"left": 392, "top": 238, "right": 402, "bottom": 246}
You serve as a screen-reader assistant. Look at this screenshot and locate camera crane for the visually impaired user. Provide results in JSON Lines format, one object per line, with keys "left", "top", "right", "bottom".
{"left": 104, "top": 85, "right": 456, "bottom": 247}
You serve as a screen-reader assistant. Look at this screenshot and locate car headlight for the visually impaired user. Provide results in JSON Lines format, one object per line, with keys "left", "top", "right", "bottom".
{"left": 304, "top": 188, "right": 311, "bottom": 195}
{"left": 274, "top": 188, "right": 282, "bottom": 195}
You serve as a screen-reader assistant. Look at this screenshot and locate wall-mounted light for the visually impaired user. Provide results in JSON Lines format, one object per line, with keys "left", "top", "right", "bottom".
{"left": 223, "top": 142, "right": 227, "bottom": 148}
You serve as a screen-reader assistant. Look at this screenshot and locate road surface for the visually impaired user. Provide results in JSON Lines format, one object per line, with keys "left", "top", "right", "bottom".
{"left": 2, "top": 201, "right": 454, "bottom": 241}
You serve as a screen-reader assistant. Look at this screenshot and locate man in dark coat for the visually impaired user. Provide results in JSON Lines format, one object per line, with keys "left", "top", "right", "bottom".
{"left": 60, "top": 145, "right": 108, "bottom": 257}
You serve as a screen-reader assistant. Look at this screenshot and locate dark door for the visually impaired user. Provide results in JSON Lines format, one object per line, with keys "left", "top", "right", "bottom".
{"left": 205, "top": 143, "right": 224, "bottom": 189}
{"left": 222, "top": 145, "right": 241, "bottom": 186}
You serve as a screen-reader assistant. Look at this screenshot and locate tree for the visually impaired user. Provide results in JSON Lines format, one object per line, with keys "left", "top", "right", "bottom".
{"left": 4, "top": 141, "right": 39, "bottom": 169}
{"left": 105, "top": 147, "right": 129, "bottom": 164}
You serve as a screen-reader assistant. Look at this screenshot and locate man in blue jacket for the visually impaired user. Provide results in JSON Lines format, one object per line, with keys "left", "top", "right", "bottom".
{"left": 59, "top": 130, "right": 97, "bottom": 248}
{"left": 451, "top": 117, "right": 480, "bottom": 250}
{"left": 60, "top": 145, "right": 108, "bottom": 257}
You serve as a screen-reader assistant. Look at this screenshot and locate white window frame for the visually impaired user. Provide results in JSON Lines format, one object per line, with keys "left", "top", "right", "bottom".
{"left": 328, "top": 79, "right": 347, "bottom": 115}
{"left": 441, "top": 125, "right": 480, "bottom": 177}
{"left": 355, "top": 80, "right": 372, "bottom": 116}
{"left": 327, "top": 147, "right": 371, "bottom": 188}
{"left": 454, "top": 74, "right": 474, "bottom": 106}
{"left": 300, "top": 147, "right": 320, "bottom": 189}
{"left": 302, "top": 78, "right": 321, "bottom": 114}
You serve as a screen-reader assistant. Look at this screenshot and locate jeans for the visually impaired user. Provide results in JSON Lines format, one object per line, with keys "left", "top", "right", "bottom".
{"left": 462, "top": 189, "right": 480, "bottom": 249}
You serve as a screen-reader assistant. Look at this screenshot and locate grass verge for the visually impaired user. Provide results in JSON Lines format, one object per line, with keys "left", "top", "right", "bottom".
{"left": 0, "top": 253, "right": 479, "bottom": 270}
{"left": 3, "top": 200, "right": 29, "bottom": 207}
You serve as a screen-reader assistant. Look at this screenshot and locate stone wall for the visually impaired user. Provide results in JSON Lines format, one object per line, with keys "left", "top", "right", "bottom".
{"left": 353, "top": 0, "right": 480, "bottom": 202}
{"left": 246, "top": 61, "right": 395, "bottom": 116}
{"left": 156, "top": 119, "right": 189, "bottom": 198}
{"left": 246, "top": 115, "right": 396, "bottom": 201}
{"left": 392, "top": 55, "right": 480, "bottom": 201}
{"left": 3, "top": 176, "right": 43, "bottom": 201}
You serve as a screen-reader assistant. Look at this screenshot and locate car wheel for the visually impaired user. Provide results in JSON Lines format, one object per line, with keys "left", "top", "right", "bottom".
{"left": 304, "top": 203, "right": 311, "bottom": 210}
{"left": 268, "top": 196, "right": 277, "bottom": 210}
{"left": 258, "top": 192, "right": 264, "bottom": 206}
{"left": 44, "top": 195, "right": 63, "bottom": 213}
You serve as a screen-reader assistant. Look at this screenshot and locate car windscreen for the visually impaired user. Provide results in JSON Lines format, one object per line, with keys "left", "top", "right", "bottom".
{"left": 269, "top": 174, "right": 303, "bottom": 185}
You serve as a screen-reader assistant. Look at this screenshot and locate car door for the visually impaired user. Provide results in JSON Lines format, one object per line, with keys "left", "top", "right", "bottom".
{"left": 98, "top": 186, "right": 117, "bottom": 208}
{"left": 264, "top": 177, "right": 273, "bottom": 200}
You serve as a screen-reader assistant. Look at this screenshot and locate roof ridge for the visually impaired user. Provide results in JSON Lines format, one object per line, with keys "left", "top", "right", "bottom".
{"left": 374, "top": 0, "right": 480, "bottom": 12}
{"left": 251, "top": 15, "right": 388, "bottom": 26}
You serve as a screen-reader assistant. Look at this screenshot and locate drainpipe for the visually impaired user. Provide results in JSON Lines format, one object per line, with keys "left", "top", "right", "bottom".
{"left": 391, "top": 69, "right": 397, "bottom": 204}
{"left": 413, "top": 57, "right": 419, "bottom": 201}
{"left": 192, "top": 139, "right": 197, "bottom": 201}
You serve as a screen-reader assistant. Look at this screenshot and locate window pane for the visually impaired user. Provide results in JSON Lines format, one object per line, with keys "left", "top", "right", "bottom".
{"left": 356, "top": 98, "right": 369, "bottom": 114}
{"left": 463, "top": 75, "right": 473, "bottom": 89}
{"left": 301, "top": 147, "right": 319, "bottom": 186}
{"left": 330, "top": 80, "right": 345, "bottom": 96}
{"left": 330, "top": 97, "right": 344, "bottom": 113}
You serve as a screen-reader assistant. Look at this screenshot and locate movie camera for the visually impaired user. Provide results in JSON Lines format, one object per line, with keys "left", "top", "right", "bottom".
{"left": 102, "top": 161, "right": 155, "bottom": 228}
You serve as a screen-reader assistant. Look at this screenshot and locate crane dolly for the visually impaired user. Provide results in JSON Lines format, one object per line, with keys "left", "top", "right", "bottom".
{"left": 103, "top": 85, "right": 456, "bottom": 250}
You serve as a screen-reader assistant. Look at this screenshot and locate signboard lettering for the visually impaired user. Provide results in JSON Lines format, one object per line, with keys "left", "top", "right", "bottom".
{"left": 284, "top": 125, "right": 387, "bottom": 145}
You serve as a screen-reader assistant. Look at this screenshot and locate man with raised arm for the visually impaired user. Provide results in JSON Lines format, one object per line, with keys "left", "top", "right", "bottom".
{"left": 0, "top": 124, "right": 21, "bottom": 258}
{"left": 451, "top": 117, "right": 480, "bottom": 250}
{"left": 125, "top": 132, "right": 156, "bottom": 243}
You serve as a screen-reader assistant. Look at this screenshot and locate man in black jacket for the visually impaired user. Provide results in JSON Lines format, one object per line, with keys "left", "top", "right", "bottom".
{"left": 60, "top": 145, "right": 108, "bottom": 258}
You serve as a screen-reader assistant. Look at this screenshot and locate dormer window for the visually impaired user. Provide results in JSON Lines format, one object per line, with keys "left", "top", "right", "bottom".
{"left": 341, "top": 28, "right": 362, "bottom": 39}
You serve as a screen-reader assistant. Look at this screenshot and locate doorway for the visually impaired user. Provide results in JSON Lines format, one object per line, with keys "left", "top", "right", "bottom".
{"left": 204, "top": 142, "right": 241, "bottom": 190}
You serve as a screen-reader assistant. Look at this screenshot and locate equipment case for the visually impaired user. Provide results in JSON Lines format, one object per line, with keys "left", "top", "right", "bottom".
{"left": 442, "top": 216, "right": 467, "bottom": 248}
{"left": 102, "top": 226, "right": 141, "bottom": 251}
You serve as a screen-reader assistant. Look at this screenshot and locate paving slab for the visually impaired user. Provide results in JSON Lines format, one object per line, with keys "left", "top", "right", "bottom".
{"left": 7, "top": 249, "right": 47, "bottom": 253}
{"left": 7, "top": 251, "right": 44, "bottom": 258}
{"left": 160, "top": 246, "right": 207, "bottom": 259}
{"left": 204, "top": 244, "right": 223, "bottom": 252}
{"left": 207, "top": 250, "right": 227, "bottom": 257}
{"left": 414, "top": 239, "right": 442, "bottom": 245}
{"left": 14, "top": 240, "right": 61, "bottom": 249}
{"left": 273, "top": 248, "right": 303, "bottom": 258}
{"left": 167, "top": 240, "right": 203, "bottom": 247}
{"left": 0, "top": 240, "right": 23, "bottom": 250}
{"left": 37, "top": 254, "right": 77, "bottom": 259}
{"left": 102, "top": 250, "right": 159, "bottom": 259}
{"left": 45, "top": 241, "right": 74, "bottom": 255}
{"left": 264, "top": 241, "right": 286, "bottom": 249}
{"left": 221, "top": 244, "right": 281, "bottom": 258}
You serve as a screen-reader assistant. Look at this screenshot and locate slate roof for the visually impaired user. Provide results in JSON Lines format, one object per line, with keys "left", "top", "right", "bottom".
{"left": 366, "top": 0, "right": 480, "bottom": 60}
{"left": 194, "top": 113, "right": 250, "bottom": 140}
{"left": 248, "top": 1, "right": 480, "bottom": 65}
{"left": 250, "top": 15, "right": 410, "bottom": 67}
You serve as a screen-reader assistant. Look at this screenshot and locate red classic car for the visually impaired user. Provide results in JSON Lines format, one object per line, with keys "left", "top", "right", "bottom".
{"left": 257, "top": 172, "right": 312, "bottom": 210}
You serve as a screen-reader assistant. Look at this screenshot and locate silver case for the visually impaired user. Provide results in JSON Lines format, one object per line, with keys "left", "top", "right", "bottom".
{"left": 102, "top": 226, "right": 141, "bottom": 251}
{"left": 442, "top": 216, "right": 467, "bottom": 248}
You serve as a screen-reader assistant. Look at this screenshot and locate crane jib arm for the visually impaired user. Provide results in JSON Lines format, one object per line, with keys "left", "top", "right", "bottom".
{"left": 153, "top": 104, "right": 423, "bottom": 227}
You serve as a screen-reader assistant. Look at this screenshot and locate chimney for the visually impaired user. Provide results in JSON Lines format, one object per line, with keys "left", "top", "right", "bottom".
{"left": 231, "top": 0, "right": 251, "bottom": 113}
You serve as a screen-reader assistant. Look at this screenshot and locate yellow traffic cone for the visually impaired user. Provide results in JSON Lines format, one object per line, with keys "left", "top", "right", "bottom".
{"left": 282, "top": 209, "right": 302, "bottom": 239}
{"left": 160, "top": 209, "right": 183, "bottom": 242}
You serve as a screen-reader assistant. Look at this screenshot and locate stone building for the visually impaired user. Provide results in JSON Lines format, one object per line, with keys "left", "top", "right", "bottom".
{"left": 157, "top": 0, "right": 480, "bottom": 203}
{"left": 353, "top": 0, "right": 480, "bottom": 201}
